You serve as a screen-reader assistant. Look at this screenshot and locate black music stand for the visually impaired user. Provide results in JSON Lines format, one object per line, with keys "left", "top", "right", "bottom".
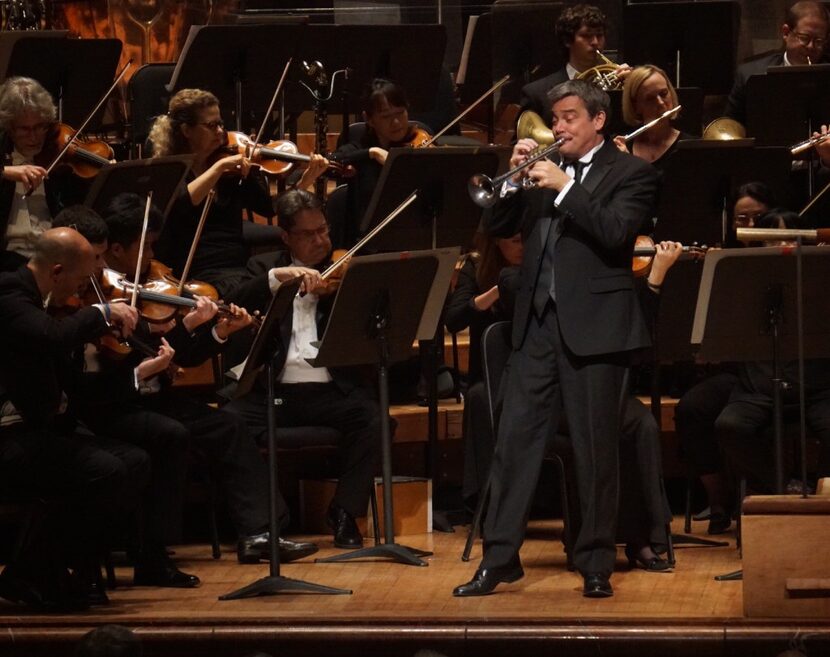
{"left": 746, "top": 65, "right": 830, "bottom": 147}
{"left": 314, "top": 249, "right": 458, "bottom": 566}
{"left": 168, "top": 23, "right": 306, "bottom": 133}
{"left": 357, "top": 147, "right": 503, "bottom": 530}
{"left": 653, "top": 140, "right": 792, "bottom": 247}
{"left": 623, "top": 1, "right": 741, "bottom": 95}
{"left": 83, "top": 156, "right": 192, "bottom": 225}
{"left": 220, "top": 278, "right": 352, "bottom": 599}
{"left": 1, "top": 34, "right": 121, "bottom": 129}
{"left": 690, "top": 246, "right": 830, "bottom": 581}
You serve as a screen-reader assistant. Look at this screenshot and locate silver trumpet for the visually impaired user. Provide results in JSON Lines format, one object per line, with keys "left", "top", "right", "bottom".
{"left": 468, "top": 136, "right": 569, "bottom": 208}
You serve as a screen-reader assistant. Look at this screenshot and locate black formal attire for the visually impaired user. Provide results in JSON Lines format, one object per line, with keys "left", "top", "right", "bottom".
{"left": 518, "top": 68, "right": 570, "bottom": 128}
{"left": 445, "top": 256, "right": 512, "bottom": 505}
{"left": 0, "top": 267, "right": 149, "bottom": 590}
{"left": 715, "top": 359, "right": 830, "bottom": 492}
{"left": 224, "top": 250, "right": 380, "bottom": 521}
{"left": 480, "top": 139, "right": 658, "bottom": 577}
{"left": 0, "top": 134, "right": 88, "bottom": 272}
{"left": 724, "top": 52, "right": 784, "bottom": 127}
{"left": 73, "top": 316, "right": 271, "bottom": 544}
{"left": 154, "top": 172, "right": 279, "bottom": 300}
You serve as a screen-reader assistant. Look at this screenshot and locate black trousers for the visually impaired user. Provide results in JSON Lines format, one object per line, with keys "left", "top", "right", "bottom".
{"left": 86, "top": 390, "right": 270, "bottom": 542}
{"left": 0, "top": 424, "right": 149, "bottom": 567}
{"left": 224, "top": 382, "right": 380, "bottom": 520}
{"left": 482, "top": 302, "right": 627, "bottom": 577}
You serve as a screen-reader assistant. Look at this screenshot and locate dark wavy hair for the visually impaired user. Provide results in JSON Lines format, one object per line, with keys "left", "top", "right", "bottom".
{"left": 555, "top": 4, "right": 607, "bottom": 49}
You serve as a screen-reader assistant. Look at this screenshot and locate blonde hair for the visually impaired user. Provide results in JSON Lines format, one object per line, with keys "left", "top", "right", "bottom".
{"left": 147, "top": 88, "right": 219, "bottom": 157}
{"left": 0, "top": 77, "right": 56, "bottom": 132}
{"left": 621, "top": 65, "right": 678, "bottom": 127}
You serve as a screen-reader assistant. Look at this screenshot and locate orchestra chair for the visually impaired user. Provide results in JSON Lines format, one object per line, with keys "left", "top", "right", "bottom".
{"left": 461, "top": 320, "right": 576, "bottom": 568}
{"left": 127, "top": 63, "right": 176, "bottom": 159}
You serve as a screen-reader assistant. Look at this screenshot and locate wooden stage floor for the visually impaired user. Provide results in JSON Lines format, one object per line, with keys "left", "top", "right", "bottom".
{"left": 2, "top": 517, "right": 829, "bottom": 657}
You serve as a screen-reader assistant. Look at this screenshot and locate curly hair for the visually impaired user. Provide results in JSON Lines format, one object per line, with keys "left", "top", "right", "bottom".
{"left": 555, "top": 4, "right": 607, "bottom": 48}
{"left": 0, "top": 77, "right": 56, "bottom": 132}
{"left": 147, "top": 88, "right": 219, "bottom": 157}
{"left": 621, "top": 65, "right": 679, "bottom": 127}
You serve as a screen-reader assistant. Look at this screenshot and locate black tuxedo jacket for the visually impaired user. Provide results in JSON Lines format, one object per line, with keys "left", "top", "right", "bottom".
{"left": 724, "top": 52, "right": 784, "bottom": 126}
{"left": 518, "top": 68, "right": 570, "bottom": 128}
{"left": 486, "top": 140, "right": 657, "bottom": 356}
{"left": 0, "top": 267, "right": 108, "bottom": 430}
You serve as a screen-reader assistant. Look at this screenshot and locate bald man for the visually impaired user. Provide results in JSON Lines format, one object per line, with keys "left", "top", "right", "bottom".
{"left": 0, "top": 227, "right": 145, "bottom": 611}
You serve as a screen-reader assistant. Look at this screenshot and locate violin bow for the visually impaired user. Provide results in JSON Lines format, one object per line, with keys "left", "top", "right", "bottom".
{"left": 131, "top": 191, "right": 153, "bottom": 308}
{"left": 421, "top": 74, "right": 510, "bottom": 148}
{"left": 253, "top": 58, "right": 293, "bottom": 147}
{"left": 177, "top": 188, "right": 216, "bottom": 295}
{"left": 24, "top": 59, "right": 133, "bottom": 198}
{"left": 319, "top": 190, "right": 419, "bottom": 281}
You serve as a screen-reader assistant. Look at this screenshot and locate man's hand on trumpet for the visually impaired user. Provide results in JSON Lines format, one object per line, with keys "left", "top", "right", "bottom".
{"left": 527, "top": 159, "right": 571, "bottom": 192}
{"left": 509, "top": 138, "right": 538, "bottom": 185}
{"left": 814, "top": 124, "right": 830, "bottom": 168}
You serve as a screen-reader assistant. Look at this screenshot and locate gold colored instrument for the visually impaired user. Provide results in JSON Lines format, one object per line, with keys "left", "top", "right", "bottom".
{"left": 467, "top": 136, "right": 569, "bottom": 208}
{"left": 791, "top": 131, "right": 830, "bottom": 156}
{"left": 576, "top": 50, "right": 624, "bottom": 91}
{"left": 702, "top": 117, "right": 746, "bottom": 140}
{"left": 516, "top": 110, "right": 556, "bottom": 146}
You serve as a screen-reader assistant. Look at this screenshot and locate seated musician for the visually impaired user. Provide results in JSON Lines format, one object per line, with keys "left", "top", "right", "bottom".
{"left": 0, "top": 77, "right": 88, "bottom": 272}
{"left": 67, "top": 194, "right": 318, "bottom": 579}
{"left": 0, "top": 227, "right": 147, "bottom": 610}
{"left": 333, "top": 78, "right": 431, "bottom": 247}
{"left": 146, "top": 89, "right": 327, "bottom": 300}
{"left": 444, "top": 230, "right": 523, "bottom": 510}
{"left": 224, "top": 189, "right": 382, "bottom": 551}
{"left": 715, "top": 209, "right": 830, "bottom": 494}
{"left": 725, "top": 1, "right": 829, "bottom": 126}
{"left": 518, "top": 4, "right": 630, "bottom": 128}
{"left": 612, "top": 65, "right": 692, "bottom": 168}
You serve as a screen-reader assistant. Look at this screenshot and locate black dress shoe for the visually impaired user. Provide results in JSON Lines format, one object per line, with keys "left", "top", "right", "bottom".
{"left": 452, "top": 563, "right": 524, "bottom": 597}
{"left": 582, "top": 573, "right": 613, "bottom": 598}
{"left": 624, "top": 545, "right": 673, "bottom": 573}
{"left": 237, "top": 533, "right": 319, "bottom": 564}
{"left": 134, "top": 556, "right": 200, "bottom": 588}
{"left": 707, "top": 513, "right": 731, "bottom": 535}
{"left": 326, "top": 504, "right": 363, "bottom": 549}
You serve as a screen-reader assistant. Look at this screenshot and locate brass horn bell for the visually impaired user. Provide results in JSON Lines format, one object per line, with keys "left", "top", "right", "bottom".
{"left": 517, "top": 110, "right": 556, "bottom": 145}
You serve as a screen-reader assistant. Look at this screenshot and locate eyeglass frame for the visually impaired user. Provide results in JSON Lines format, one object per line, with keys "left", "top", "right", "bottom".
{"left": 789, "top": 30, "right": 827, "bottom": 48}
{"left": 194, "top": 119, "right": 225, "bottom": 131}
{"left": 287, "top": 223, "right": 331, "bottom": 241}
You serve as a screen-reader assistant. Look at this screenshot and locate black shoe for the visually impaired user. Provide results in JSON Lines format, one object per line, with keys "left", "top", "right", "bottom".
{"left": 326, "top": 504, "right": 363, "bottom": 549}
{"left": 707, "top": 513, "right": 731, "bottom": 535}
{"left": 133, "top": 555, "right": 200, "bottom": 588}
{"left": 582, "top": 573, "right": 613, "bottom": 598}
{"left": 624, "top": 545, "right": 673, "bottom": 573}
{"left": 452, "top": 562, "right": 524, "bottom": 597}
{"left": 85, "top": 579, "right": 110, "bottom": 606}
{"left": 237, "top": 533, "right": 319, "bottom": 564}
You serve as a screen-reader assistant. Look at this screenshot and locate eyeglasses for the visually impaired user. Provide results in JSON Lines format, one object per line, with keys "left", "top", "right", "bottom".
{"left": 195, "top": 119, "right": 225, "bottom": 130}
{"left": 790, "top": 31, "right": 826, "bottom": 48}
{"left": 734, "top": 213, "right": 763, "bottom": 227}
{"left": 289, "top": 224, "right": 330, "bottom": 240}
{"left": 11, "top": 122, "right": 51, "bottom": 137}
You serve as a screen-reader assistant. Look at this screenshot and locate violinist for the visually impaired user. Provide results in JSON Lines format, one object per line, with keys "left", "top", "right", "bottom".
{"left": 333, "top": 78, "right": 432, "bottom": 247}
{"left": 225, "top": 189, "right": 382, "bottom": 551}
{"left": 148, "top": 89, "right": 328, "bottom": 301}
{"left": 0, "top": 77, "right": 87, "bottom": 272}
{"left": 70, "top": 193, "right": 319, "bottom": 574}
{"left": 0, "top": 227, "right": 147, "bottom": 610}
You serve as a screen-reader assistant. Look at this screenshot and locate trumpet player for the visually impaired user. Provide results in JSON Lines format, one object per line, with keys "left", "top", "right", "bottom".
{"left": 453, "top": 80, "right": 659, "bottom": 599}
{"left": 519, "top": 4, "right": 631, "bottom": 127}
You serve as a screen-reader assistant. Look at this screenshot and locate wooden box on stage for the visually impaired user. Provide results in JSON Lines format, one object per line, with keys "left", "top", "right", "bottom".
{"left": 742, "top": 495, "right": 830, "bottom": 617}
{"left": 300, "top": 476, "right": 432, "bottom": 536}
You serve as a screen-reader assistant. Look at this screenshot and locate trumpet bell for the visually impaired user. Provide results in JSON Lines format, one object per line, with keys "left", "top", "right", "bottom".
{"left": 468, "top": 173, "right": 497, "bottom": 208}
{"left": 517, "top": 110, "right": 556, "bottom": 146}
{"left": 702, "top": 117, "right": 746, "bottom": 140}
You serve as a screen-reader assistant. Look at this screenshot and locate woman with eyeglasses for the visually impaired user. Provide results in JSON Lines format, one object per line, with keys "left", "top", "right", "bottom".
{"left": 0, "top": 77, "right": 88, "bottom": 271}
{"left": 147, "top": 88, "right": 328, "bottom": 300}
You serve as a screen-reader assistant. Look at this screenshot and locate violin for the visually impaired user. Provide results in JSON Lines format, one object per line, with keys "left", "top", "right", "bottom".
{"left": 217, "top": 131, "right": 355, "bottom": 179}
{"left": 34, "top": 122, "right": 114, "bottom": 179}
{"left": 401, "top": 126, "right": 434, "bottom": 148}
{"left": 631, "top": 235, "right": 707, "bottom": 278}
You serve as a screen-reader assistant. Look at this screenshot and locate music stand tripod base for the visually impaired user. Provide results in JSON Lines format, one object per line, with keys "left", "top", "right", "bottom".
{"left": 219, "top": 576, "right": 352, "bottom": 599}
{"left": 316, "top": 543, "right": 432, "bottom": 567}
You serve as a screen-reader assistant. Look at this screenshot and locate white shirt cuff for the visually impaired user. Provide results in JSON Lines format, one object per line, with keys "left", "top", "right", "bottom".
{"left": 554, "top": 179, "right": 575, "bottom": 207}
{"left": 211, "top": 326, "right": 228, "bottom": 344}
{"left": 268, "top": 269, "right": 283, "bottom": 294}
{"left": 500, "top": 179, "right": 521, "bottom": 198}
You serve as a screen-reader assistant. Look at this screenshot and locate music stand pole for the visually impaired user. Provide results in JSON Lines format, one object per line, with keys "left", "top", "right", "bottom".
{"left": 221, "top": 280, "right": 352, "bottom": 598}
